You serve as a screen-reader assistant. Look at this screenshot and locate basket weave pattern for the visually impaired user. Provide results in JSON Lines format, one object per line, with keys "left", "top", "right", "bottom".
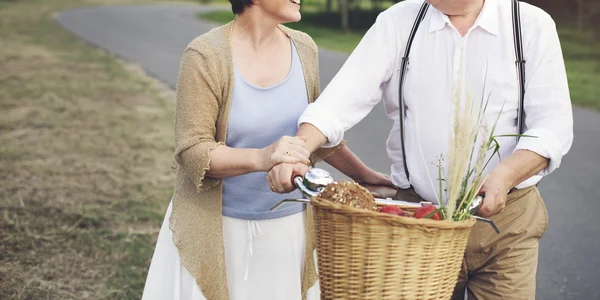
{"left": 312, "top": 196, "right": 476, "bottom": 300}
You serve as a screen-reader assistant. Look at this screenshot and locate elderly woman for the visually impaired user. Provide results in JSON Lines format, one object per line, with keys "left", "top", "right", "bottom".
{"left": 141, "top": 0, "right": 393, "bottom": 299}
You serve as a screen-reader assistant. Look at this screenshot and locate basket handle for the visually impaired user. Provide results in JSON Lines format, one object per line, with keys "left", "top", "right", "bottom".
{"left": 277, "top": 172, "right": 500, "bottom": 234}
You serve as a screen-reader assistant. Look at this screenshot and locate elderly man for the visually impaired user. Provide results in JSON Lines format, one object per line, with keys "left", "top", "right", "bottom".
{"left": 268, "top": 0, "right": 573, "bottom": 298}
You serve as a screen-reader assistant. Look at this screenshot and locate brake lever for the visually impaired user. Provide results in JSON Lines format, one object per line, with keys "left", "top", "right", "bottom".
{"left": 469, "top": 194, "right": 501, "bottom": 234}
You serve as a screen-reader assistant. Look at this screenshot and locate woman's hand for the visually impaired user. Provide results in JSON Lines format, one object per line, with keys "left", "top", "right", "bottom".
{"left": 259, "top": 136, "right": 311, "bottom": 171}
{"left": 267, "top": 162, "right": 310, "bottom": 193}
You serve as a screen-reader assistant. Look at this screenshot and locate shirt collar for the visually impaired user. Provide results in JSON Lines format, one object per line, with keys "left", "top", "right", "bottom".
{"left": 428, "top": 0, "right": 499, "bottom": 36}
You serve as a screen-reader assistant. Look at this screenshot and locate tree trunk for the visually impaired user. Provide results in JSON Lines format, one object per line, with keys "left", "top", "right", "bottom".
{"left": 592, "top": 4, "right": 600, "bottom": 40}
{"left": 341, "top": 0, "right": 349, "bottom": 33}
{"left": 326, "top": 0, "right": 332, "bottom": 12}
{"left": 577, "top": 0, "right": 585, "bottom": 32}
{"left": 373, "top": 0, "right": 381, "bottom": 11}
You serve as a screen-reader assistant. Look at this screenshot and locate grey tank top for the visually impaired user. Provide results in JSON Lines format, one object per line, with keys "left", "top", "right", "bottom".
{"left": 222, "top": 40, "right": 306, "bottom": 220}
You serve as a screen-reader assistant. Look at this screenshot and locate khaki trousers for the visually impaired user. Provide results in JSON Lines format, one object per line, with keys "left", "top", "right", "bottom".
{"left": 395, "top": 186, "right": 549, "bottom": 300}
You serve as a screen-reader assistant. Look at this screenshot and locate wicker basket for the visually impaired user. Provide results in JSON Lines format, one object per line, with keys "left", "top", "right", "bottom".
{"left": 311, "top": 196, "right": 476, "bottom": 300}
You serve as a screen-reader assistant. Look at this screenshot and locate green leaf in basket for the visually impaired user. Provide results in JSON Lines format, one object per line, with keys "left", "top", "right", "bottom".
{"left": 425, "top": 208, "right": 442, "bottom": 219}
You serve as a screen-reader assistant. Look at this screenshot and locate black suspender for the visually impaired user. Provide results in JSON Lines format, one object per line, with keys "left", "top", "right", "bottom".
{"left": 398, "top": 2, "right": 429, "bottom": 183}
{"left": 512, "top": 0, "right": 526, "bottom": 137}
{"left": 398, "top": 0, "right": 525, "bottom": 183}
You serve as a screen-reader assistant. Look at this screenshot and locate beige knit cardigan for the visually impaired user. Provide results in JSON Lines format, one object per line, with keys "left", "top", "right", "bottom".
{"left": 169, "top": 21, "right": 341, "bottom": 300}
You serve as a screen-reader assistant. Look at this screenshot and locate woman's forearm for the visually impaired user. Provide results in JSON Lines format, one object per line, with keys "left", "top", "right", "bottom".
{"left": 296, "top": 123, "right": 372, "bottom": 181}
{"left": 206, "top": 145, "right": 264, "bottom": 178}
{"left": 324, "top": 145, "right": 371, "bottom": 181}
{"left": 206, "top": 135, "right": 311, "bottom": 178}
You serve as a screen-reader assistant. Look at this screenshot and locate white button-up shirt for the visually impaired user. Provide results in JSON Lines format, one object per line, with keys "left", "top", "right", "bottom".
{"left": 298, "top": 0, "right": 573, "bottom": 203}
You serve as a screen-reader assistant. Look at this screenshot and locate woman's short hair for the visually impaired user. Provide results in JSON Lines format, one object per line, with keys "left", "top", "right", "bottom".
{"left": 230, "top": 0, "right": 253, "bottom": 14}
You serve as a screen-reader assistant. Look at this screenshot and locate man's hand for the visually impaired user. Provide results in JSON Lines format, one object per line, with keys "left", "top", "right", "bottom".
{"left": 267, "top": 162, "right": 309, "bottom": 193}
{"left": 478, "top": 176, "right": 509, "bottom": 218}
{"left": 356, "top": 171, "right": 395, "bottom": 187}
{"left": 355, "top": 171, "right": 397, "bottom": 198}
{"left": 360, "top": 182, "right": 398, "bottom": 198}
{"left": 477, "top": 150, "right": 549, "bottom": 218}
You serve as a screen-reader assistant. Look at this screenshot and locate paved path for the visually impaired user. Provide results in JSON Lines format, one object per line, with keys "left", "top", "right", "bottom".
{"left": 57, "top": 4, "right": 600, "bottom": 299}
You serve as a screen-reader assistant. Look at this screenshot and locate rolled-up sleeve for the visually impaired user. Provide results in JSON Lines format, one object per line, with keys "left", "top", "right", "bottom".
{"left": 307, "top": 46, "right": 347, "bottom": 164}
{"left": 298, "top": 10, "right": 399, "bottom": 147}
{"left": 514, "top": 13, "right": 574, "bottom": 183}
{"left": 173, "top": 48, "right": 222, "bottom": 192}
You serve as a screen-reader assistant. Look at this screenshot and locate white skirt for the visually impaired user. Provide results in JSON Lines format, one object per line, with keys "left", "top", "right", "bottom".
{"left": 141, "top": 201, "right": 320, "bottom": 300}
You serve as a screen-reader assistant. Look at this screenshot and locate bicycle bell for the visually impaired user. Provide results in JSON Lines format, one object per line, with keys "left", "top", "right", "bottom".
{"left": 294, "top": 168, "right": 335, "bottom": 198}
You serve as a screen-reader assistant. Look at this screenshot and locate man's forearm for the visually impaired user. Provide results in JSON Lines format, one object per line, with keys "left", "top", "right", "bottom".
{"left": 296, "top": 123, "right": 328, "bottom": 153}
{"left": 491, "top": 149, "right": 549, "bottom": 191}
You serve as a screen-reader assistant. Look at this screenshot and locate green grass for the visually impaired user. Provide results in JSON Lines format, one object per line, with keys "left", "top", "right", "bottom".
{"left": 0, "top": 0, "right": 178, "bottom": 298}
{"left": 557, "top": 28, "right": 600, "bottom": 109}
{"left": 199, "top": 10, "right": 366, "bottom": 53}
{"left": 198, "top": 9, "right": 600, "bottom": 109}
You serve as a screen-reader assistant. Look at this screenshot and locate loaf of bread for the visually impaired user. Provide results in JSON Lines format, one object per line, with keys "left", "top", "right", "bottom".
{"left": 318, "top": 181, "right": 377, "bottom": 211}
